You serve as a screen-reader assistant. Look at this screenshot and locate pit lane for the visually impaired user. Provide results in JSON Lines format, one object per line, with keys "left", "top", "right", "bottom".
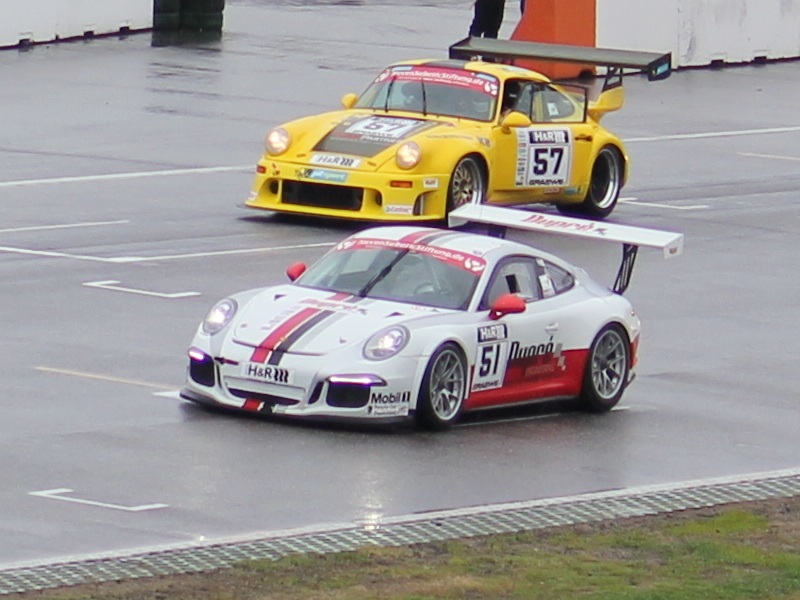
{"left": 1, "top": 0, "right": 800, "bottom": 571}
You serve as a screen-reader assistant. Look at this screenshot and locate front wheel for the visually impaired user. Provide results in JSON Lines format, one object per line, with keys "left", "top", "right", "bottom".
{"left": 416, "top": 343, "right": 468, "bottom": 431}
{"left": 557, "top": 146, "right": 622, "bottom": 219}
{"left": 579, "top": 324, "right": 630, "bottom": 413}
{"left": 447, "top": 156, "right": 486, "bottom": 212}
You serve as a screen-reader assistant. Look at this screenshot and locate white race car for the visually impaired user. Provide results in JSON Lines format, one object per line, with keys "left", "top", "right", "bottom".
{"left": 181, "top": 205, "right": 682, "bottom": 430}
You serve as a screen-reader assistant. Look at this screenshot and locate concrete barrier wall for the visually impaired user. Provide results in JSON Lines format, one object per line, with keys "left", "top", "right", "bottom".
{"left": 0, "top": 0, "right": 152, "bottom": 48}
{"left": 517, "top": 0, "right": 800, "bottom": 67}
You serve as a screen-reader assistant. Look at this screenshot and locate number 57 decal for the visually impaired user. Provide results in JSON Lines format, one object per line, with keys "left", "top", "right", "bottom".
{"left": 533, "top": 147, "right": 565, "bottom": 176}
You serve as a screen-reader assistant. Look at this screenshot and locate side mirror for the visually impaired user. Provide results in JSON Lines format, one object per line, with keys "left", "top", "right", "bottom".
{"left": 341, "top": 93, "right": 358, "bottom": 109}
{"left": 489, "top": 293, "right": 526, "bottom": 320}
{"left": 286, "top": 261, "right": 307, "bottom": 282}
{"left": 500, "top": 110, "right": 532, "bottom": 133}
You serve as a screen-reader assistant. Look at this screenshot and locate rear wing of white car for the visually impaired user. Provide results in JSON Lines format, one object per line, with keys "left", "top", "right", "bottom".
{"left": 448, "top": 204, "right": 683, "bottom": 294}
{"left": 448, "top": 37, "right": 672, "bottom": 90}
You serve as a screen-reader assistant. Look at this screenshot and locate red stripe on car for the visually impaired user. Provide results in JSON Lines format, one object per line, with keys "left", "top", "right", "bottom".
{"left": 250, "top": 292, "right": 351, "bottom": 363}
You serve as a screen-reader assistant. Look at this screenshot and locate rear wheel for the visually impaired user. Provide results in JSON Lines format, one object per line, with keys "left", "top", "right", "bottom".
{"left": 557, "top": 146, "right": 622, "bottom": 219}
{"left": 447, "top": 156, "right": 485, "bottom": 212}
{"left": 416, "top": 343, "right": 467, "bottom": 431}
{"left": 579, "top": 324, "right": 629, "bottom": 412}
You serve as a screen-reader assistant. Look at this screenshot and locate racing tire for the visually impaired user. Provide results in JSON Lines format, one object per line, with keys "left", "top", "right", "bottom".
{"left": 416, "top": 343, "right": 468, "bottom": 431}
{"left": 447, "top": 156, "right": 486, "bottom": 213}
{"left": 557, "top": 146, "right": 622, "bottom": 220}
{"left": 579, "top": 324, "right": 629, "bottom": 413}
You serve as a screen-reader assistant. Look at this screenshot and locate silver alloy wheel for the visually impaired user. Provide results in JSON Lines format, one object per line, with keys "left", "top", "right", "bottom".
{"left": 590, "top": 328, "right": 627, "bottom": 400}
{"left": 449, "top": 157, "right": 484, "bottom": 209}
{"left": 428, "top": 347, "right": 467, "bottom": 421}
{"left": 589, "top": 147, "right": 621, "bottom": 211}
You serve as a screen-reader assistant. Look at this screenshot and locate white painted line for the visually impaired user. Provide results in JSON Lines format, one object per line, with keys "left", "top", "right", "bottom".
{"left": 626, "top": 125, "right": 800, "bottom": 143}
{"left": 0, "top": 242, "right": 335, "bottom": 264}
{"left": 83, "top": 280, "right": 201, "bottom": 298}
{"left": 738, "top": 151, "right": 800, "bottom": 162}
{"left": 619, "top": 198, "right": 709, "bottom": 210}
{"left": 126, "top": 241, "right": 336, "bottom": 262}
{"left": 0, "top": 246, "right": 140, "bottom": 263}
{"left": 154, "top": 390, "right": 182, "bottom": 399}
{"left": 0, "top": 220, "right": 129, "bottom": 234}
{"left": 29, "top": 489, "right": 168, "bottom": 512}
{"left": 0, "top": 165, "right": 251, "bottom": 188}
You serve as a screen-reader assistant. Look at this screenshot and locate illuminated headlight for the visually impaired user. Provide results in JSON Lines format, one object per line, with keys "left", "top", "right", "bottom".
{"left": 265, "top": 127, "right": 291, "bottom": 155}
{"left": 396, "top": 141, "right": 421, "bottom": 169}
{"left": 363, "top": 326, "right": 409, "bottom": 360}
{"left": 202, "top": 298, "right": 238, "bottom": 335}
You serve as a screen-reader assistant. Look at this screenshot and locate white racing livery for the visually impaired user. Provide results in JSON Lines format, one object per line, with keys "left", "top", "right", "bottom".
{"left": 181, "top": 207, "right": 682, "bottom": 430}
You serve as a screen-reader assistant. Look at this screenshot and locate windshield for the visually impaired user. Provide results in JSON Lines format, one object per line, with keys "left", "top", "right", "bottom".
{"left": 296, "top": 242, "right": 482, "bottom": 310}
{"left": 355, "top": 65, "right": 499, "bottom": 122}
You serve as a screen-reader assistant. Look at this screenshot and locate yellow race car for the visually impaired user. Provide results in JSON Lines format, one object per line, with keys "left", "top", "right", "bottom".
{"left": 245, "top": 38, "right": 670, "bottom": 221}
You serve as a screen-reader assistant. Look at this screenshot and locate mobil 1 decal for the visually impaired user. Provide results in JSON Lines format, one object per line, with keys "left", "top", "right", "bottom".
{"left": 515, "top": 127, "right": 573, "bottom": 187}
{"left": 471, "top": 323, "right": 510, "bottom": 392}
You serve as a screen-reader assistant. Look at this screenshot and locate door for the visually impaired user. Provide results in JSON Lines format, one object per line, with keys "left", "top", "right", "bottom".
{"left": 466, "top": 256, "right": 577, "bottom": 409}
{"left": 491, "top": 80, "right": 595, "bottom": 199}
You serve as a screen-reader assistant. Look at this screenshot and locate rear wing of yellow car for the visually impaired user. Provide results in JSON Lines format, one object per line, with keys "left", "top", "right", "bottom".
{"left": 449, "top": 37, "right": 672, "bottom": 90}
{"left": 448, "top": 204, "right": 683, "bottom": 294}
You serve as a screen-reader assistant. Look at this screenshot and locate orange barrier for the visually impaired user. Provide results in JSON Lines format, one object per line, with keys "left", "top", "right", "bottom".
{"left": 511, "top": 0, "right": 596, "bottom": 79}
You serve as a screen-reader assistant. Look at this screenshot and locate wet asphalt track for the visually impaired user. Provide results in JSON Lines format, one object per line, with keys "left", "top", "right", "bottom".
{"left": 1, "top": 0, "right": 800, "bottom": 568}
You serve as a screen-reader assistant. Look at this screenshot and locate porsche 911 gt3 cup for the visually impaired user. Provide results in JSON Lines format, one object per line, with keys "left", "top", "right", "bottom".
{"left": 182, "top": 207, "right": 682, "bottom": 430}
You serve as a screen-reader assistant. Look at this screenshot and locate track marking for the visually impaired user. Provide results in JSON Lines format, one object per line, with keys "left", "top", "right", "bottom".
{"left": 0, "top": 220, "right": 128, "bottom": 234}
{"left": 35, "top": 366, "right": 176, "bottom": 390}
{"left": 626, "top": 125, "right": 800, "bottom": 143}
{"left": 0, "top": 165, "right": 250, "bottom": 188}
{"left": 0, "top": 246, "right": 141, "bottom": 262}
{"left": 126, "top": 242, "right": 336, "bottom": 262}
{"left": 83, "top": 280, "right": 201, "bottom": 298}
{"left": 0, "top": 241, "right": 335, "bottom": 263}
{"left": 154, "top": 390, "right": 182, "bottom": 399}
{"left": 738, "top": 151, "right": 800, "bottom": 162}
{"left": 619, "top": 197, "right": 709, "bottom": 210}
{"left": 29, "top": 489, "right": 168, "bottom": 512}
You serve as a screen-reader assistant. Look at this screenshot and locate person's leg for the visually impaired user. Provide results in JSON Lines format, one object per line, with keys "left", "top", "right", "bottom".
{"left": 485, "top": 0, "right": 505, "bottom": 38}
{"left": 469, "top": 0, "right": 490, "bottom": 36}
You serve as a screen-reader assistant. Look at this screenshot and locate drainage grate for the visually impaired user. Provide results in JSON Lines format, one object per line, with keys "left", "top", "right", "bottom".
{"left": 2, "top": 471, "right": 800, "bottom": 595}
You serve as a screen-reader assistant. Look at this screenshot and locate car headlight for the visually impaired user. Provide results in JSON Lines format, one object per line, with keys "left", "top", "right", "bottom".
{"left": 363, "top": 326, "right": 410, "bottom": 360}
{"left": 202, "top": 298, "right": 238, "bottom": 335}
{"left": 265, "top": 127, "right": 291, "bottom": 155}
{"left": 396, "top": 141, "right": 421, "bottom": 169}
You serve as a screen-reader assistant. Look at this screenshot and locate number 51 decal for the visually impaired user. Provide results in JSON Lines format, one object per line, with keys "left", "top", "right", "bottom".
{"left": 471, "top": 340, "right": 510, "bottom": 392}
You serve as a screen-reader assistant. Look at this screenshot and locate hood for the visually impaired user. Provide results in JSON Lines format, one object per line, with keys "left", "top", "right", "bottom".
{"left": 230, "top": 285, "right": 446, "bottom": 356}
{"left": 312, "top": 114, "right": 444, "bottom": 158}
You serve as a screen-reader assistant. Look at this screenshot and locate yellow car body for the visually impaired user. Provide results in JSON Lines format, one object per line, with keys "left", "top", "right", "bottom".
{"left": 245, "top": 59, "right": 630, "bottom": 221}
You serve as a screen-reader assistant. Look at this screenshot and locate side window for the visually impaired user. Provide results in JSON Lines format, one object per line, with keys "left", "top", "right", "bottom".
{"left": 536, "top": 259, "right": 575, "bottom": 298}
{"left": 481, "top": 257, "right": 542, "bottom": 309}
{"left": 532, "top": 84, "right": 582, "bottom": 123}
{"left": 502, "top": 80, "right": 534, "bottom": 119}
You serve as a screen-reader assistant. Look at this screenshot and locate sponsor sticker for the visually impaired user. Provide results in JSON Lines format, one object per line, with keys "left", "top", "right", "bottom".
{"left": 297, "top": 168, "right": 349, "bottom": 183}
{"left": 384, "top": 204, "right": 414, "bottom": 215}
{"left": 368, "top": 390, "right": 411, "bottom": 416}
{"left": 309, "top": 153, "right": 362, "bottom": 169}
{"left": 241, "top": 362, "right": 294, "bottom": 385}
{"left": 423, "top": 177, "right": 439, "bottom": 189}
{"left": 335, "top": 238, "right": 486, "bottom": 274}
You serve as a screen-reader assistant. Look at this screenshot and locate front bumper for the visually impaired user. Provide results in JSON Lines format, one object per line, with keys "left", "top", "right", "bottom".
{"left": 183, "top": 348, "right": 420, "bottom": 422}
{"left": 244, "top": 159, "right": 451, "bottom": 221}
